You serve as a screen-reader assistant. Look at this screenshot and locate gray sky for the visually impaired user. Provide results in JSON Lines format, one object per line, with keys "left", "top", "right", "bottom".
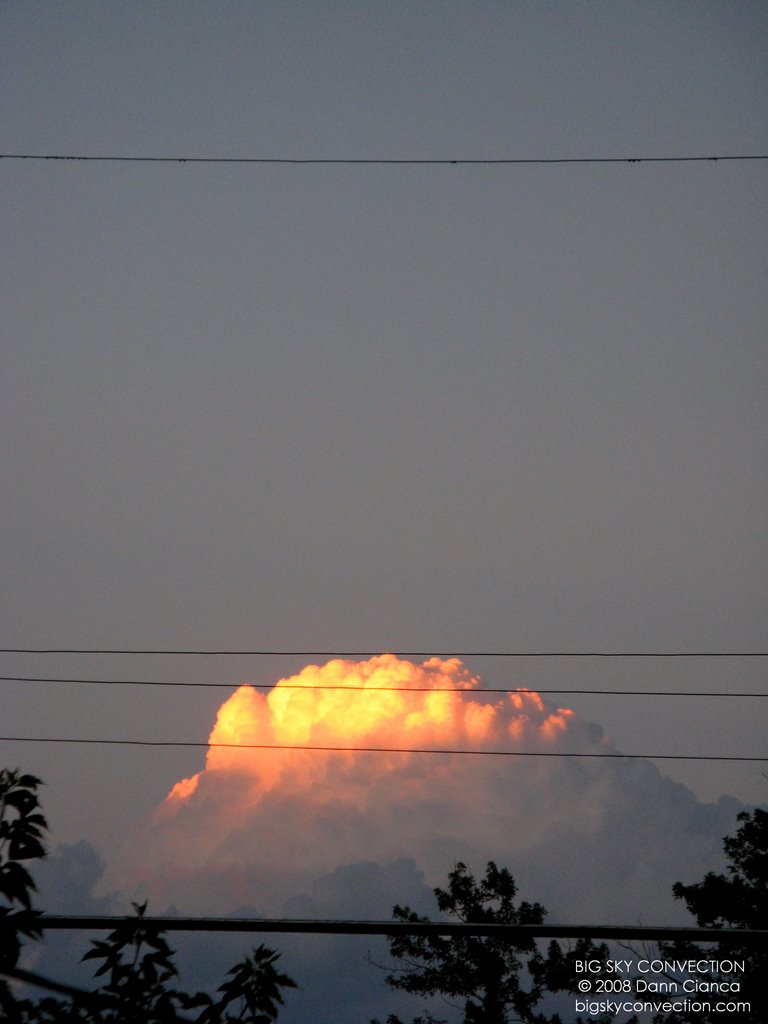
{"left": 1, "top": 0, "right": 767, "bottom": 987}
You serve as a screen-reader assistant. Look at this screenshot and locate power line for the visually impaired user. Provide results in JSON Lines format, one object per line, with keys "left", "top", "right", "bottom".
{"left": 0, "top": 736, "right": 763, "bottom": 762}
{"left": 1, "top": 675, "right": 765, "bottom": 698}
{"left": 0, "top": 965, "right": 101, "bottom": 1006}
{"left": 25, "top": 916, "right": 768, "bottom": 945}
{"left": 1, "top": 152, "right": 767, "bottom": 167}
{"left": 2, "top": 648, "right": 766, "bottom": 657}
{"left": 0, "top": 965, "right": 192, "bottom": 1020}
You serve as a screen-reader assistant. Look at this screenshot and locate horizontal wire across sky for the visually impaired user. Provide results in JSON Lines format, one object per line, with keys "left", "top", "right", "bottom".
{"left": 2, "top": 648, "right": 767, "bottom": 656}
{"left": 0, "top": 675, "right": 766, "bottom": 697}
{"left": 25, "top": 917, "right": 768, "bottom": 943}
{"left": 2, "top": 152, "right": 767, "bottom": 166}
{"left": 0, "top": 737, "right": 764, "bottom": 763}
{"left": 2, "top": 649, "right": 765, "bottom": 761}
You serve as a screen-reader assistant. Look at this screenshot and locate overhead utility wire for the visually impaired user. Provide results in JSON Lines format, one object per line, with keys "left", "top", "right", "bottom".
{"left": 0, "top": 736, "right": 763, "bottom": 762}
{"left": 1, "top": 153, "right": 767, "bottom": 166}
{"left": 1, "top": 675, "right": 765, "bottom": 698}
{"left": 22, "top": 917, "right": 768, "bottom": 945}
{"left": 2, "top": 648, "right": 766, "bottom": 657}
{"left": 0, "top": 965, "right": 193, "bottom": 1021}
{"left": 0, "top": 966, "right": 102, "bottom": 1006}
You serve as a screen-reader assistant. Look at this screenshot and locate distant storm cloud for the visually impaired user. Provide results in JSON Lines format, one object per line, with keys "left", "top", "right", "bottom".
{"left": 163, "top": 654, "right": 589, "bottom": 802}
{"left": 145, "top": 657, "right": 603, "bottom": 870}
{"left": 123, "top": 656, "right": 739, "bottom": 926}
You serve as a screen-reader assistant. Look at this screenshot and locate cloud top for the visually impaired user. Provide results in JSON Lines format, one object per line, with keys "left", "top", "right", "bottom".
{"left": 126, "top": 656, "right": 735, "bottom": 929}
{"left": 163, "top": 654, "right": 584, "bottom": 809}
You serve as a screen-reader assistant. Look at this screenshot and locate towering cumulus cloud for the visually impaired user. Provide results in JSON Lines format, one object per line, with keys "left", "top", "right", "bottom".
{"left": 132, "top": 656, "right": 738, "bottom": 926}
{"left": 166, "top": 654, "right": 583, "bottom": 806}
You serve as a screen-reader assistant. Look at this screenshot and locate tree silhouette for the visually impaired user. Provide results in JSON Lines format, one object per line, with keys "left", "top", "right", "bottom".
{"left": 372, "top": 860, "right": 610, "bottom": 1024}
{"left": 0, "top": 769, "right": 296, "bottom": 1023}
{"left": 651, "top": 808, "right": 767, "bottom": 1024}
